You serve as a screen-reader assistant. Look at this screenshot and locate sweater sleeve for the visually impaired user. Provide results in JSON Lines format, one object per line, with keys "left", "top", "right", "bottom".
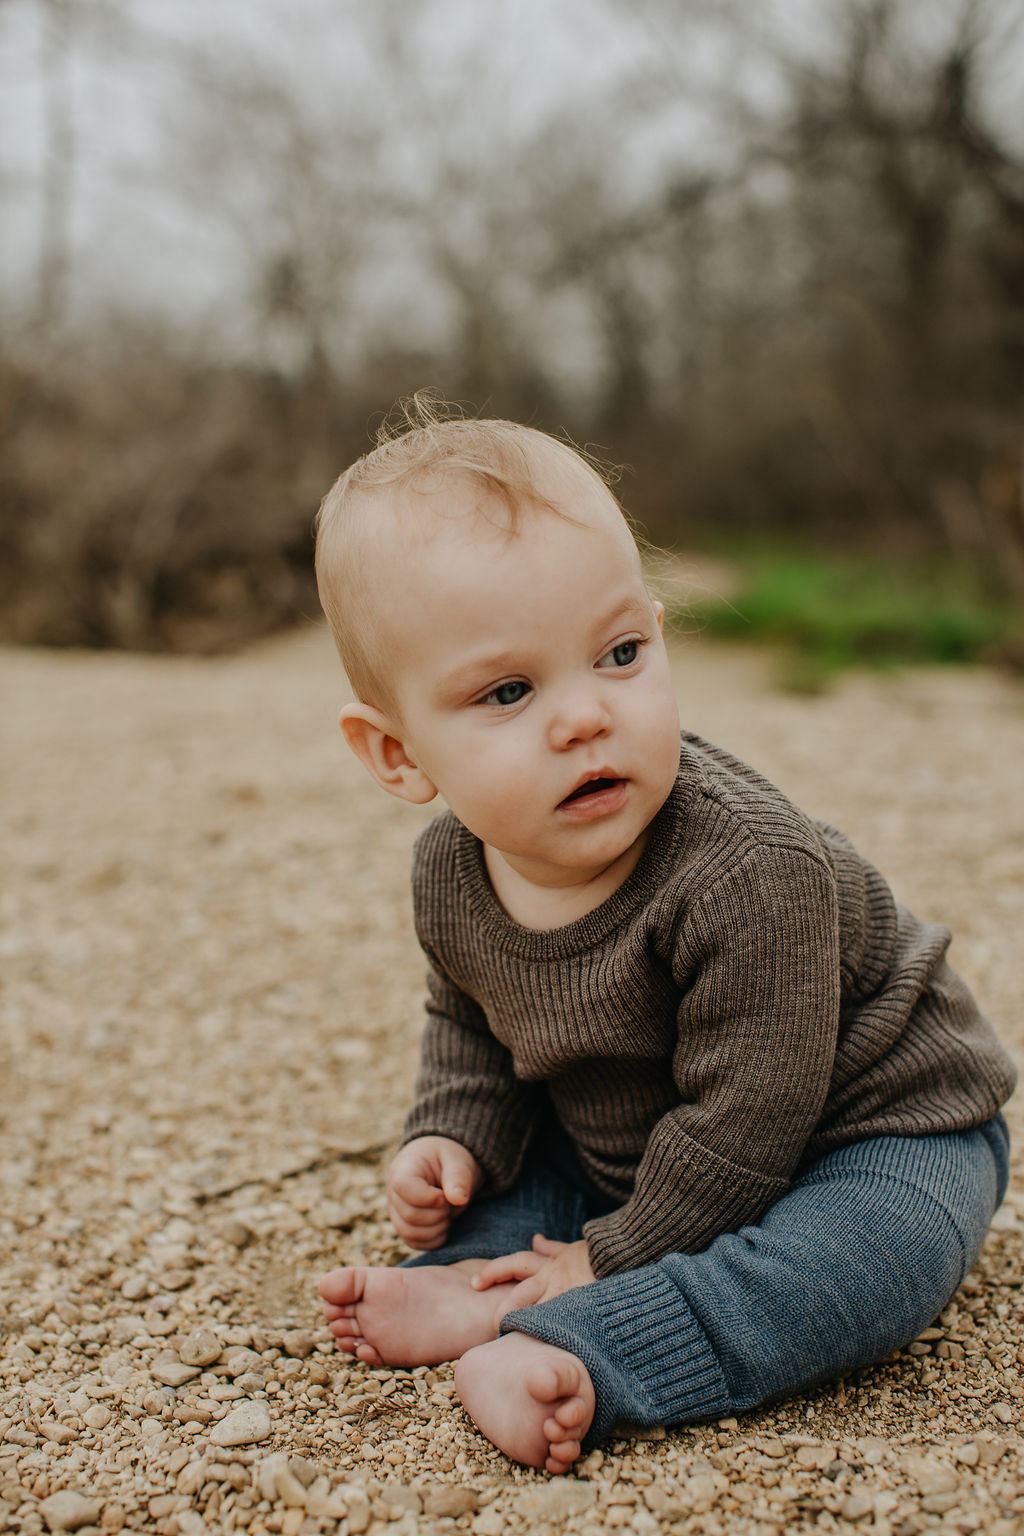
{"left": 401, "top": 954, "right": 541, "bottom": 1192}
{"left": 583, "top": 846, "right": 842, "bottom": 1276}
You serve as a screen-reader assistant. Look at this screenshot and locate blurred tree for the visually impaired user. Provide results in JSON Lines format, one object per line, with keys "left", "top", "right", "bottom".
{"left": 30, "top": 0, "right": 73, "bottom": 339}
{"left": 769, "top": 0, "right": 1024, "bottom": 582}
{"left": 617, "top": 0, "right": 1024, "bottom": 582}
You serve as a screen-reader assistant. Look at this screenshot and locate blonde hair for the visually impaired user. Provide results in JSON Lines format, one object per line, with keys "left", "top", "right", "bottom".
{"left": 314, "top": 393, "right": 627, "bottom": 710}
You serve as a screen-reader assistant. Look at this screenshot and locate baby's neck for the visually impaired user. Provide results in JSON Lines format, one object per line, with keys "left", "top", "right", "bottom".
{"left": 483, "top": 835, "right": 649, "bottom": 931}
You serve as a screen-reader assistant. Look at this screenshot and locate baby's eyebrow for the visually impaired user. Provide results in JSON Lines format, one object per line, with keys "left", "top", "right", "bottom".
{"left": 436, "top": 652, "right": 523, "bottom": 701}
{"left": 596, "top": 595, "right": 651, "bottom": 630}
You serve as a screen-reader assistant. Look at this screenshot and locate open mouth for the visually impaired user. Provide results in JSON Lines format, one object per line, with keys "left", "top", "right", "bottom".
{"left": 560, "top": 776, "right": 622, "bottom": 807}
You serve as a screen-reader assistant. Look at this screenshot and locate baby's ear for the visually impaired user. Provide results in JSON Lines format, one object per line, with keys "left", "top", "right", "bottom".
{"left": 339, "top": 703, "right": 437, "bottom": 805}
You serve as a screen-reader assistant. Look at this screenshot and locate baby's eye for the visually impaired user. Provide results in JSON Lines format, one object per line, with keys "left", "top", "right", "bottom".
{"left": 482, "top": 679, "right": 531, "bottom": 707}
{"left": 597, "top": 639, "right": 641, "bottom": 669}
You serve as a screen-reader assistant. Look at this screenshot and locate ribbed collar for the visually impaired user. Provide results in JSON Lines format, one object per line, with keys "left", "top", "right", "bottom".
{"left": 451, "top": 739, "right": 703, "bottom": 960}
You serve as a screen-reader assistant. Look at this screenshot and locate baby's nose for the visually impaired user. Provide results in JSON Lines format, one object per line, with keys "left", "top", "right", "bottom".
{"left": 547, "top": 690, "right": 612, "bottom": 749}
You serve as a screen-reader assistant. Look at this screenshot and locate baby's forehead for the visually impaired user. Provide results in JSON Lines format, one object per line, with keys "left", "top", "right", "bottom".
{"left": 342, "top": 461, "right": 642, "bottom": 661}
{"left": 361, "top": 458, "right": 627, "bottom": 550}
{"left": 377, "top": 491, "right": 643, "bottom": 626}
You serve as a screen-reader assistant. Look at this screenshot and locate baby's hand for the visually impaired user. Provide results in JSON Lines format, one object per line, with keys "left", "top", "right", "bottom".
{"left": 387, "top": 1136, "right": 481, "bottom": 1250}
{"left": 471, "top": 1233, "right": 596, "bottom": 1308}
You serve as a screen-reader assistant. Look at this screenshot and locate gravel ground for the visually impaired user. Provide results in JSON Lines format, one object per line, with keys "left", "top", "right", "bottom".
{"left": 3, "top": 622, "right": 1024, "bottom": 1536}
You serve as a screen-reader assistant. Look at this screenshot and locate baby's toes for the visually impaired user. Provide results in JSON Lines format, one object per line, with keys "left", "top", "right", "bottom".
{"left": 549, "top": 1361, "right": 583, "bottom": 1401}
{"left": 526, "top": 1361, "right": 571, "bottom": 1406}
{"left": 545, "top": 1437, "right": 582, "bottom": 1474}
{"left": 318, "top": 1267, "right": 364, "bottom": 1306}
{"left": 552, "top": 1394, "right": 587, "bottom": 1431}
{"left": 328, "top": 1318, "right": 360, "bottom": 1343}
{"left": 330, "top": 1336, "right": 360, "bottom": 1357}
{"left": 543, "top": 1405, "right": 583, "bottom": 1443}
{"left": 317, "top": 1269, "right": 346, "bottom": 1302}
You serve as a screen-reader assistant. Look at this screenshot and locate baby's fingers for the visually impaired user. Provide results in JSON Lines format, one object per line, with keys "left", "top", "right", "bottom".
{"left": 390, "top": 1208, "right": 450, "bottom": 1249}
{"left": 508, "top": 1273, "right": 550, "bottom": 1310}
{"left": 401, "top": 1224, "right": 449, "bottom": 1251}
{"left": 391, "top": 1206, "right": 450, "bottom": 1239}
{"left": 531, "top": 1233, "right": 569, "bottom": 1256}
{"left": 388, "top": 1179, "right": 448, "bottom": 1219}
{"left": 388, "top": 1194, "right": 450, "bottom": 1234}
{"left": 470, "top": 1250, "right": 545, "bottom": 1291}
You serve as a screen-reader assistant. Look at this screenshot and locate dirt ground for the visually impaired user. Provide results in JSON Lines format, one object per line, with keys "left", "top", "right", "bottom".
{"left": 3, "top": 622, "right": 1024, "bottom": 1536}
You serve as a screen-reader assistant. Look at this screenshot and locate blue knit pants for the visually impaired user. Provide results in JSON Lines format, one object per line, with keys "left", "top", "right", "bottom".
{"left": 405, "top": 1116, "right": 1009, "bottom": 1446}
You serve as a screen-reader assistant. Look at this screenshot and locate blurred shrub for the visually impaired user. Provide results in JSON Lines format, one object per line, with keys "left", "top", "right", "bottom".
{"left": 0, "top": 337, "right": 344, "bottom": 650}
{"left": 685, "top": 547, "right": 1022, "bottom": 688}
{"left": 0, "top": 333, "right": 570, "bottom": 650}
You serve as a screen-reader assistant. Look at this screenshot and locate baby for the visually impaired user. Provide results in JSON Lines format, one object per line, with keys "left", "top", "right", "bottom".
{"left": 314, "top": 401, "right": 1015, "bottom": 1473}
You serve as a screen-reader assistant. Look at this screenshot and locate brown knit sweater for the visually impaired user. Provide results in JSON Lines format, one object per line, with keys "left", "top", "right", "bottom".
{"left": 403, "top": 732, "right": 1015, "bottom": 1277}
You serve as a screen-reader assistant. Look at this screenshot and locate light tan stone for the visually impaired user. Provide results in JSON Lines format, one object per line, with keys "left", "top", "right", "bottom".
{"left": 39, "top": 1491, "right": 101, "bottom": 1532}
{"left": 150, "top": 1357, "right": 200, "bottom": 1388}
{"left": 208, "top": 1400, "right": 273, "bottom": 1447}
{"left": 38, "top": 1422, "right": 77, "bottom": 1446}
{"left": 273, "top": 1463, "right": 308, "bottom": 1508}
{"left": 178, "top": 1329, "right": 222, "bottom": 1368}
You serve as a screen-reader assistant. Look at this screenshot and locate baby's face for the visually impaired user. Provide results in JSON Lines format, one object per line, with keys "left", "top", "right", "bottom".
{"left": 377, "top": 475, "right": 681, "bottom": 893}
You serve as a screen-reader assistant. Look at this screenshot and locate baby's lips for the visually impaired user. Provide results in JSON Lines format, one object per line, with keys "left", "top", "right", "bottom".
{"left": 558, "top": 772, "right": 624, "bottom": 808}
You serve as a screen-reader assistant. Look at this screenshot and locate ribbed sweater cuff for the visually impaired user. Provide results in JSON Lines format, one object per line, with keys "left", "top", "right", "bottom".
{"left": 500, "top": 1268, "right": 731, "bottom": 1448}
{"left": 583, "top": 1122, "right": 790, "bottom": 1276}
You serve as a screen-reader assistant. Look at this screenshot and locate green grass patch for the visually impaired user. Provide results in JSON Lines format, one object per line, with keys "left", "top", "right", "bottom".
{"left": 679, "top": 549, "right": 1021, "bottom": 691}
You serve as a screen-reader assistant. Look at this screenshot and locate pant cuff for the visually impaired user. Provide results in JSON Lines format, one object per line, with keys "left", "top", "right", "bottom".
{"left": 501, "top": 1266, "right": 732, "bottom": 1447}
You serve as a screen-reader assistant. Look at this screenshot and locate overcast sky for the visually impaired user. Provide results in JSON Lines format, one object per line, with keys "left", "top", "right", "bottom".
{"left": 1, "top": 0, "right": 659, "bottom": 319}
{"left": 2, "top": 0, "right": 1021, "bottom": 334}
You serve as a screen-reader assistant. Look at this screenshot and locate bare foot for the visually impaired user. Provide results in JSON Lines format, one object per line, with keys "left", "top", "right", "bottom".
{"left": 318, "top": 1264, "right": 519, "bottom": 1367}
{"left": 455, "top": 1332, "right": 595, "bottom": 1474}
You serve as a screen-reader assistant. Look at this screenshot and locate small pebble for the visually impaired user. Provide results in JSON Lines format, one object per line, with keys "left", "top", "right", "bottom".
{"left": 151, "top": 1358, "right": 201, "bottom": 1388}
{"left": 757, "top": 1436, "right": 786, "bottom": 1459}
{"left": 224, "top": 1346, "right": 264, "bottom": 1377}
{"left": 379, "top": 1481, "right": 421, "bottom": 1515}
{"left": 345, "top": 1488, "right": 371, "bottom": 1534}
{"left": 795, "top": 1444, "right": 834, "bottom": 1469}
{"left": 39, "top": 1491, "right": 101, "bottom": 1532}
{"left": 422, "top": 1486, "right": 480, "bottom": 1517}
{"left": 516, "top": 1481, "right": 597, "bottom": 1518}
{"left": 219, "top": 1221, "right": 253, "bottom": 1248}
{"left": 921, "top": 1491, "right": 961, "bottom": 1514}
{"left": 5, "top": 1426, "right": 39, "bottom": 1447}
{"left": 273, "top": 1463, "right": 308, "bottom": 1508}
{"left": 148, "top": 1493, "right": 180, "bottom": 1518}
{"left": 178, "top": 1329, "right": 223, "bottom": 1368}
{"left": 913, "top": 1463, "right": 960, "bottom": 1496}
{"left": 158, "top": 1267, "right": 193, "bottom": 1290}
{"left": 38, "top": 1423, "right": 77, "bottom": 1446}
{"left": 281, "top": 1330, "right": 314, "bottom": 1359}
{"left": 209, "top": 1400, "right": 273, "bottom": 1447}
{"left": 142, "top": 1309, "right": 176, "bottom": 1337}
{"left": 109, "top": 1316, "right": 146, "bottom": 1344}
